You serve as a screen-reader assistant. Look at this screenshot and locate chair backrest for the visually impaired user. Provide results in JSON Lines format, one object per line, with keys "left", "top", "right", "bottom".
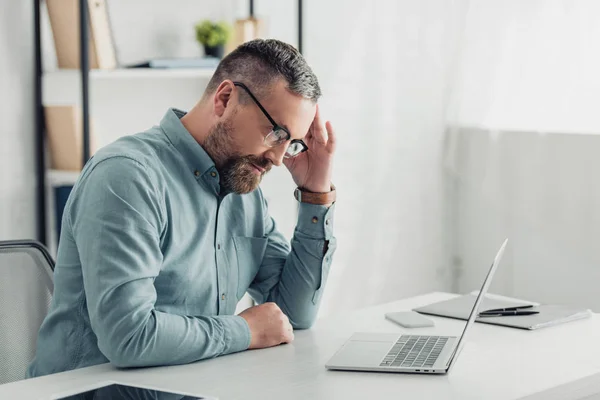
{"left": 0, "top": 240, "right": 54, "bottom": 384}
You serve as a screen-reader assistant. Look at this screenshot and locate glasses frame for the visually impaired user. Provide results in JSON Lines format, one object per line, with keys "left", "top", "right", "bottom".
{"left": 233, "top": 81, "right": 308, "bottom": 158}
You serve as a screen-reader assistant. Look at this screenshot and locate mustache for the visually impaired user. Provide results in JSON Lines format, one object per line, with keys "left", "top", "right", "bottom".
{"left": 244, "top": 156, "right": 272, "bottom": 172}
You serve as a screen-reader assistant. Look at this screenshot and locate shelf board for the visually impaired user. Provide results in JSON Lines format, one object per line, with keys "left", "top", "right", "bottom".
{"left": 47, "top": 169, "right": 80, "bottom": 186}
{"left": 43, "top": 68, "right": 214, "bottom": 106}
{"left": 44, "top": 68, "right": 216, "bottom": 80}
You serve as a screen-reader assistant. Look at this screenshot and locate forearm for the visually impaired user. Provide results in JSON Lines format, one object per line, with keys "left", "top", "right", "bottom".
{"left": 266, "top": 203, "right": 336, "bottom": 329}
{"left": 93, "top": 306, "right": 250, "bottom": 368}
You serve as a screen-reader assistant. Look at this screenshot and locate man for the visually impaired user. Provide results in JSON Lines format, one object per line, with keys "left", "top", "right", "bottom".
{"left": 27, "top": 39, "right": 337, "bottom": 377}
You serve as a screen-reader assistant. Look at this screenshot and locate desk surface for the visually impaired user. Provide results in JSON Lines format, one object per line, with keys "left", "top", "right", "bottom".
{"left": 2, "top": 292, "right": 600, "bottom": 400}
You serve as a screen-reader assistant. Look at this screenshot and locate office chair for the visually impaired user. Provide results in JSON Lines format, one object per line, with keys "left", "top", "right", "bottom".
{"left": 0, "top": 240, "right": 54, "bottom": 384}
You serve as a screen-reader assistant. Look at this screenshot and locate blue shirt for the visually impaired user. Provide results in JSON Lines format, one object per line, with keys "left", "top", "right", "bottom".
{"left": 27, "top": 109, "right": 336, "bottom": 377}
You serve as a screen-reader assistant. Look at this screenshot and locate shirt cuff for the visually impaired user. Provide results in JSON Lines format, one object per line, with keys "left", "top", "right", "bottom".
{"left": 296, "top": 202, "right": 335, "bottom": 240}
{"left": 220, "top": 315, "right": 251, "bottom": 354}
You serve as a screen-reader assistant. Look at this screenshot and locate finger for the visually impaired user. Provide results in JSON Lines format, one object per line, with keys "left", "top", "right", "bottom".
{"left": 281, "top": 320, "right": 292, "bottom": 335}
{"left": 283, "top": 329, "right": 294, "bottom": 344}
{"left": 325, "top": 120, "right": 336, "bottom": 151}
{"left": 312, "top": 105, "right": 328, "bottom": 145}
{"left": 280, "top": 328, "right": 293, "bottom": 344}
{"left": 282, "top": 156, "right": 293, "bottom": 170}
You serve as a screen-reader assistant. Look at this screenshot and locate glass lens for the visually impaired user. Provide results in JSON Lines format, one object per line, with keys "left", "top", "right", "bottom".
{"left": 285, "top": 142, "right": 304, "bottom": 158}
{"left": 265, "top": 129, "right": 288, "bottom": 147}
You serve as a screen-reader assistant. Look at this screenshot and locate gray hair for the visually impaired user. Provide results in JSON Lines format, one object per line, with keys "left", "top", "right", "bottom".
{"left": 204, "top": 39, "right": 321, "bottom": 103}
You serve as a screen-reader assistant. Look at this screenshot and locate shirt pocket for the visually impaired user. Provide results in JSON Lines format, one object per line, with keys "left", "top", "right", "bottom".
{"left": 232, "top": 236, "right": 268, "bottom": 300}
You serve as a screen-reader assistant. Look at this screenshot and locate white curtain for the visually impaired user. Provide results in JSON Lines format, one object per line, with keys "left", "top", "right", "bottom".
{"left": 448, "top": 0, "right": 600, "bottom": 133}
{"left": 296, "top": 0, "right": 470, "bottom": 316}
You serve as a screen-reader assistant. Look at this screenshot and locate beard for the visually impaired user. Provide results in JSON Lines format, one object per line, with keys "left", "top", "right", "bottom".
{"left": 203, "top": 118, "right": 271, "bottom": 195}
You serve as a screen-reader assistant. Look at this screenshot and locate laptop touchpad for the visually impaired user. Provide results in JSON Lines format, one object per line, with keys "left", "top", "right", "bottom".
{"left": 330, "top": 341, "right": 391, "bottom": 367}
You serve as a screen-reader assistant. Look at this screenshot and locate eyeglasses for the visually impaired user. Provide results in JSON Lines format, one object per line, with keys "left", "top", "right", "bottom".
{"left": 233, "top": 81, "right": 308, "bottom": 159}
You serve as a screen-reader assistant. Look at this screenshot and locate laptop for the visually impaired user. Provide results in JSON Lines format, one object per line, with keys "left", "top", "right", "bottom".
{"left": 325, "top": 238, "right": 508, "bottom": 374}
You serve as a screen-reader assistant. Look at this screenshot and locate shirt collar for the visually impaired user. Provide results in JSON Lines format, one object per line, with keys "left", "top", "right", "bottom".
{"left": 160, "top": 108, "right": 216, "bottom": 176}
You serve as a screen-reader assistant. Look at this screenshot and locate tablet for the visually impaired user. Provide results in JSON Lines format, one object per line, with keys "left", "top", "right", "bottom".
{"left": 50, "top": 381, "right": 214, "bottom": 400}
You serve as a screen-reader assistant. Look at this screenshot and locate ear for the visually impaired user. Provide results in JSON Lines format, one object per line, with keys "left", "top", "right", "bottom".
{"left": 213, "top": 80, "right": 235, "bottom": 118}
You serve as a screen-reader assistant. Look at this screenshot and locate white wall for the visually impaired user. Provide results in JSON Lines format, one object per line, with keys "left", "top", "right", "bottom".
{"left": 0, "top": 0, "right": 37, "bottom": 241}
{"left": 452, "top": 128, "right": 600, "bottom": 312}
{"left": 449, "top": 0, "right": 600, "bottom": 134}
{"left": 304, "top": 0, "right": 467, "bottom": 315}
{"left": 448, "top": 0, "right": 600, "bottom": 311}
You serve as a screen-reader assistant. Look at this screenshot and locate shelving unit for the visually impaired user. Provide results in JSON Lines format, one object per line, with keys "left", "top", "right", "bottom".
{"left": 42, "top": 65, "right": 219, "bottom": 253}
{"left": 47, "top": 170, "right": 80, "bottom": 187}
{"left": 45, "top": 68, "right": 218, "bottom": 81}
{"left": 34, "top": 0, "right": 305, "bottom": 251}
{"left": 42, "top": 67, "right": 217, "bottom": 106}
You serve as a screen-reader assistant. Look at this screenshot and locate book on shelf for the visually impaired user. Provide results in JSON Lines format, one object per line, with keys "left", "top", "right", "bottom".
{"left": 44, "top": 105, "right": 98, "bottom": 171}
{"left": 46, "top": 0, "right": 117, "bottom": 69}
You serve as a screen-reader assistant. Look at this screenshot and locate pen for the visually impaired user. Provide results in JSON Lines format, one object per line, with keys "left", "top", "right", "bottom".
{"left": 478, "top": 310, "right": 539, "bottom": 317}
{"left": 481, "top": 305, "right": 535, "bottom": 313}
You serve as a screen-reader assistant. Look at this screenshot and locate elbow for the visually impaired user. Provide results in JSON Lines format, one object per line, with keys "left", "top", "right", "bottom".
{"left": 99, "top": 331, "right": 155, "bottom": 369}
{"left": 100, "top": 344, "right": 129, "bottom": 368}
{"left": 96, "top": 310, "right": 161, "bottom": 368}
{"left": 102, "top": 341, "right": 143, "bottom": 368}
{"left": 103, "top": 344, "right": 156, "bottom": 369}
{"left": 290, "top": 316, "right": 316, "bottom": 330}
{"left": 106, "top": 353, "right": 136, "bottom": 369}
{"left": 293, "top": 322, "right": 314, "bottom": 330}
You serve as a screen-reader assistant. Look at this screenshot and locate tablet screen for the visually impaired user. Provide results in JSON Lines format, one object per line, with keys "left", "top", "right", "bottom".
{"left": 52, "top": 383, "right": 206, "bottom": 399}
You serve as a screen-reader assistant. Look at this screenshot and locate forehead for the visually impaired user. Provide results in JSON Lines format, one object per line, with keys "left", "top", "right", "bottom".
{"left": 258, "top": 80, "right": 316, "bottom": 140}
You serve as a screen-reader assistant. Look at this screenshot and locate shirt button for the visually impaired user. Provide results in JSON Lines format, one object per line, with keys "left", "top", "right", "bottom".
{"left": 217, "top": 243, "right": 221, "bottom": 250}
{"left": 194, "top": 170, "right": 200, "bottom": 177}
{"left": 325, "top": 219, "right": 330, "bottom": 225}
{"left": 221, "top": 293, "right": 226, "bottom": 300}
{"left": 311, "top": 216, "right": 318, "bottom": 224}
{"left": 210, "top": 171, "right": 217, "bottom": 178}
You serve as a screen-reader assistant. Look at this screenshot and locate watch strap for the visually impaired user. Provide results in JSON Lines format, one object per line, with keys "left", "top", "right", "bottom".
{"left": 294, "top": 184, "right": 336, "bottom": 205}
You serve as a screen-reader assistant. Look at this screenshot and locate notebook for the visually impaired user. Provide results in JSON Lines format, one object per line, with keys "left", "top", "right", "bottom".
{"left": 413, "top": 293, "right": 591, "bottom": 330}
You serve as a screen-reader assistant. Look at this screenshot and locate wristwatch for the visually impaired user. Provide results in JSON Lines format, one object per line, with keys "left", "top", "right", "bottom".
{"left": 294, "top": 184, "right": 336, "bottom": 205}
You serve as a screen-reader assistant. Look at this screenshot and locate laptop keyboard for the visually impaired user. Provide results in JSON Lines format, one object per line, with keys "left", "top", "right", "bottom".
{"left": 379, "top": 335, "right": 448, "bottom": 368}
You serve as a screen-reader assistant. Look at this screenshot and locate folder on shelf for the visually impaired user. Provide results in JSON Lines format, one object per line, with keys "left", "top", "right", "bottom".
{"left": 45, "top": 105, "right": 98, "bottom": 171}
{"left": 413, "top": 293, "right": 592, "bottom": 330}
{"left": 46, "top": 0, "right": 117, "bottom": 69}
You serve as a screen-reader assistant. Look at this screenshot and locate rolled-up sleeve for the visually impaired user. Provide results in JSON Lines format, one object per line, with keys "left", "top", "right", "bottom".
{"left": 69, "top": 156, "right": 250, "bottom": 368}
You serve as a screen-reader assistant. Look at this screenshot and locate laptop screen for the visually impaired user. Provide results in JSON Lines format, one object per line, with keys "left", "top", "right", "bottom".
{"left": 445, "top": 238, "right": 508, "bottom": 372}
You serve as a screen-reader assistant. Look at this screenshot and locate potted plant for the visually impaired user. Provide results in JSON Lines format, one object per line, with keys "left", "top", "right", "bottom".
{"left": 195, "top": 20, "right": 231, "bottom": 59}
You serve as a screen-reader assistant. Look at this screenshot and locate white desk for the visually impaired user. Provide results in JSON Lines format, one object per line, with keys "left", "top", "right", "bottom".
{"left": 2, "top": 292, "right": 600, "bottom": 400}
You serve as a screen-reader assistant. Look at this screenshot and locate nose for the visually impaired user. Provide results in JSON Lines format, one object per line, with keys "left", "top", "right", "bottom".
{"left": 265, "top": 145, "right": 287, "bottom": 167}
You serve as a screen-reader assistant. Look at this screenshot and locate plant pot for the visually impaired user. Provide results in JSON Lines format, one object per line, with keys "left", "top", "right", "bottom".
{"left": 204, "top": 44, "right": 224, "bottom": 59}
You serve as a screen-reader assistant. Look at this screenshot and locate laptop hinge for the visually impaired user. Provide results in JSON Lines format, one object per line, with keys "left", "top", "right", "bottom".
{"left": 445, "top": 342, "right": 465, "bottom": 372}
